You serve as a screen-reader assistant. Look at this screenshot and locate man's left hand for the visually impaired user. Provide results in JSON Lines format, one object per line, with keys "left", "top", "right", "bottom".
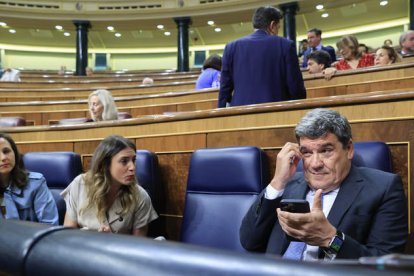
{"left": 277, "top": 189, "right": 336, "bottom": 247}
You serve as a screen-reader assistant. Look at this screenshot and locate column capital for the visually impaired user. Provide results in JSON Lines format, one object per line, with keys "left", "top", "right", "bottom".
{"left": 279, "top": 1, "right": 299, "bottom": 15}
{"left": 73, "top": 20, "right": 91, "bottom": 29}
{"left": 174, "top": 17, "right": 192, "bottom": 26}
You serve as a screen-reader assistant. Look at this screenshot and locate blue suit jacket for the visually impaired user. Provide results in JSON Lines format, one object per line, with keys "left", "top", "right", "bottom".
{"left": 302, "top": 45, "right": 336, "bottom": 68}
{"left": 240, "top": 166, "right": 408, "bottom": 259}
{"left": 218, "top": 30, "right": 306, "bottom": 108}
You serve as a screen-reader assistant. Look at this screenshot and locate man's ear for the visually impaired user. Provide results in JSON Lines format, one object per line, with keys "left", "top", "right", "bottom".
{"left": 347, "top": 139, "right": 354, "bottom": 160}
{"left": 319, "top": 64, "right": 325, "bottom": 72}
{"left": 268, "top": 21, "right": 278, "bottom": 35}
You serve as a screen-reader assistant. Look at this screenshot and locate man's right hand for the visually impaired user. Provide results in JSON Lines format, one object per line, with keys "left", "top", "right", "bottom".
{"left": 269, "top": 142, "right": 301, "bottom": 190}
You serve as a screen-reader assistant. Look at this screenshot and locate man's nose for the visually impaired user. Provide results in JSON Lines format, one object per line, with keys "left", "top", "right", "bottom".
{"left": 310, "top": 153, "right": 324, "bottom": 168}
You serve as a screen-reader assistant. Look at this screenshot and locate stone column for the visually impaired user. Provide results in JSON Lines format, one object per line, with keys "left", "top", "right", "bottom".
{"left": 174, "top": 17, "right": 191, "bottom": 72}
{"left": 280, "top": 2, "right": 299, "bottom": 44}
{"left": 410, "top": 0, "right": 414, "bottom": 30}
{"left": 73, "top": 20, "right": 91, "bottom": 76}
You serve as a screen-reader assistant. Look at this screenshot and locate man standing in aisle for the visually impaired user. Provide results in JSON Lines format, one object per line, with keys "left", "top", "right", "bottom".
{"left": 218, "top": 6, "right": 306, "bottom": 108}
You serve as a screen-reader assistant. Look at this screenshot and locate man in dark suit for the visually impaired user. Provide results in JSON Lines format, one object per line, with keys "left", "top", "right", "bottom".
{"left": 302, "top": 28, "right": 336, "bottom": 68}
{"left": 218, "top": 6, "right": 306, "bottom": 108}
{"left": 240, "top": 108, "right": 407, "bottom": 260}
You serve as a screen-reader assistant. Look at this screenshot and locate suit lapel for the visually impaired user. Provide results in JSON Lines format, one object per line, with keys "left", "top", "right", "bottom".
{"left": 284, "top": 175, "right": 309, "bottom": 200}
{"left": 327, "top": 166, "right": 364, "bottom": 227}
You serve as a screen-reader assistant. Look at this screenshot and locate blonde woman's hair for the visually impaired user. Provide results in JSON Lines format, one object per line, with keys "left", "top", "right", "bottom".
{"left": 81, "top": 135, "right": 139, "bottom": 223}
{"left": 336, "top": 35, "right": 361, "bottom": 59}
{"left": 88, "top": 89, "right": 118, "bottom": 121}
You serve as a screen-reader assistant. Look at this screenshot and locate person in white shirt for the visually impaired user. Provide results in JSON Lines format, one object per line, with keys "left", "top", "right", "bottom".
{"left": 0, "top": 68, "right": 21, "bottom": 82}
{"left": 240, "top": 108, "right": 407, "bottom": 260}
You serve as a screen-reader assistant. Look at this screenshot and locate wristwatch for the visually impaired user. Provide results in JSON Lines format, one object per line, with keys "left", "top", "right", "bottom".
{"left": 324, "top": 229, "right": 345, "bottom": 256}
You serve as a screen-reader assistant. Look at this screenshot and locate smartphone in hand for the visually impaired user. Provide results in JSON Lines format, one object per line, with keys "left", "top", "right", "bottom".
{"left": 280, "top": 199, "right": 310, "bottom": 241}
{"left": 280, "top": 199, "right": 310, "bottom": 213}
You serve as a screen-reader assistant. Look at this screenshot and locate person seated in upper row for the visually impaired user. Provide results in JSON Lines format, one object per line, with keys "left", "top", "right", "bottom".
{"left": 306, "top": 50, "right": 331, "bottom": 74}
{"left": 399, "top": 30, "right": 414, "bottom": 56}
{"left": 88, "top": 89, "right": 118, "bottom": 122}
{"left": 383, "top": 39, "right": 393, "bottom": 47}
{"left": 142, "top": 77, "right": 154, "bottom": 85}
{"left": 358, "top": 43, "right": 370, "bottom": 55}
{"left": 85, "top": 67, "right": 93, "bottom": 77}
{"left": 0, "top": 68, "right": 21, "bottom": 82}
{"left": 240, "top": 108, "right": 407, "bottom": 260}
{"left": 335, "top": 35, "right": 375, "bottom": 70}
{"left": 62, "top": 135, "right": 158, "bottom": 236}
{"left": 301, "top": 28, "right": 336, "bottom": 68}
{"left": 195, "top": 54, "right": 222, "bottom": 90}
{"left": 324, "top": 35, "right": 375, "bottom": 79}
{"left": 374, "top": 45, "right": 402, "bottom": 66}
{"left": 0, "top": 133, "right": 58, "bottom": 225}
{"left": 306, "top": 50, "right": 337, "bottom": 81}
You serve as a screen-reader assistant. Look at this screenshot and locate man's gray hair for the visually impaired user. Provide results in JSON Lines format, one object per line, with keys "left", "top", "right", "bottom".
{"left": 295, "top": 108, "right": 352, "bottom": 148}
{"left": 400, "top": 30, "right": 414, "bottom": 46}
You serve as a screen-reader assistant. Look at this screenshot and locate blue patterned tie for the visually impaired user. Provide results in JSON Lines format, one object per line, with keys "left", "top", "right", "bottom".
{"left": 282, "top": 241, "right": 306, "bottom": 260}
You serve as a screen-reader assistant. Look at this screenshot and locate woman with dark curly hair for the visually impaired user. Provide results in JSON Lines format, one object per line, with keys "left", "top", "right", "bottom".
{"left": 62, "top": 135, "right": 158, "bottom": 236}
{"left": 0, "top": 133, "right": 58, "bottom": 224}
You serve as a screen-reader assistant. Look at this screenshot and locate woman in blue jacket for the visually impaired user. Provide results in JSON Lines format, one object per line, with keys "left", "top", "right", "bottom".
{"left": 195, "top": 54, "right": 222, "bottom": 90}
{"left": 0, "top": 133, "right": 58, "bottom": 225}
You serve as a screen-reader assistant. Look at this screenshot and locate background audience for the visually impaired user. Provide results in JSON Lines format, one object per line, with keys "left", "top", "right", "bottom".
{"left": 383, "top": 39, "right": 393, "bottom": 47}
{"left": 301, "top": 28, "right": 336, "bottom": 68}
{"left": 85, "top": 67, "right": 93, "bottom": 76}
{"left": 358, "top": 43, "right": 370, "bottom": 55}
{"left": 298, "top": 39, "right": 308, "bottom": 58}
{"left": 0, "top": 133, "right": 58, "bottom": 225}
{"left": 375, "top": 45, "right": 402, "bottom": 66}
{"left": 399, "top": 30, "right": 414, "bottom": 56}
{"left": 61, "top": 135, "right": 158, "bottom": 236}
{"left": 335, "top": 35, "right": 374, "bottom": 70}
{"left": 324, "top": 35, "right": 375, "bottom": 79}
{"left": 195, "top": 54, "right": 222, "bottom": 90}
{"left": 0, "top": 68, "right": 21, "bottom": 82}
{"left": 142, "top": 77, "right": 154, "bottom": 85}
{"left": 306, "top": 50, "right": 332, "bottom": 74}
{"left": 88, "top": 89, "right": 119, "bottom": 122}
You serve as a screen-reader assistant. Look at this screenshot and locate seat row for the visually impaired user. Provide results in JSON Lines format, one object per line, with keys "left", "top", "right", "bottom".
{"left": 0, "top": 112, "right": 133, "bottom": 126}
{"left": 21, "top": 141, "right": 392, "bottom": 252}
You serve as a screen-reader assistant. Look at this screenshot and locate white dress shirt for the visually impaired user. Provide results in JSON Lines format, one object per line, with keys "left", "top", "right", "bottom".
{"left": 265, "top": 184, "right": 340, "bottom": 261}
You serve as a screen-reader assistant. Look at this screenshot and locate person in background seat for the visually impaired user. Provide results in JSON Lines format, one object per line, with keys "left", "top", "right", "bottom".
{"left": 87, "top": 89, "right": 119, "bottom": 122}
{"left": 0, "top": 133, "right": 58, "bottom": 225}
{"left": 374, "top": 45, "right": 402, "bottom": 66}
{"left": 62, "top": 135, "right": 158, "bottom": 236}
{"left": 399, "top": 30, "right": 414, "bottom": 56}
{"left": 195, "top": 54, "right": 222, "bottom": 90}
{"left": 324, "top": 35, "right": 375, "bottom": 79}
{"left": 0, "top": 68, "right": 21, "bottom": 82}
{"left": 142, "top": 77, "right": 154, "bottom": 85}
{"left": 301, "top": 28, "right": 336, "bottom": 68}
